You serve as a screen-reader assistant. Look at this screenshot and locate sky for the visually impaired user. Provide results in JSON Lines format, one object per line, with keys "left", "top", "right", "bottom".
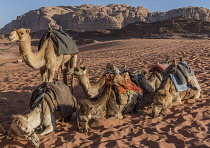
{"left": 1, "top": 0, "right": 210, "bottom": 29}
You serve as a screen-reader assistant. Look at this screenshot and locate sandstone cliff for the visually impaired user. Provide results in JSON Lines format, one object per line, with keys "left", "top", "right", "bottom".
{"left": 1, "top": 4, "right": 210, "bottom": 33}
{"left": 0, "top": 4, "right": 148, "bottom": 33}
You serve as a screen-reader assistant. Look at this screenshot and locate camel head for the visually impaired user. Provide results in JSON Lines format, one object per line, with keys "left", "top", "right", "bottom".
{"left": 153, "top": 89, "right": 172, "bottom": 117}
{"left": 73, "top": 66, "right": 87, "bottom": 76}
{"left": 78, "top": 102, "right": 92, "bottom": 135}
{"left": 105, "top": 63, "right": 120, "bottom": 76}
{"left": 10, "top": 115, "right": 39, "bottom": 147}
{"left": 8, "top": 28, "right": 31, "bottom": 42}
{"left": 134, "top": 70, "right": 146, "bottom": 81}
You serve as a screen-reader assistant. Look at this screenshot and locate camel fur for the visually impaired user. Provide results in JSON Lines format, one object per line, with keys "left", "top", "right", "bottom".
{"left": 153, "top": 60, "right": 201, "bottom": 117}
{"left": 8, "top": 28, "right": 77, "bottom": 84}
{"left": 133, "top": 70, "right": 162, "bottom": 93}
{"left": 8, "top": 81, "right": 77, "bottom": 147}
{"left": 9, "top": 99, "right": 58, "bottom": 147}
{"left": 77, "top": 64, "right": 143, "bottom": 134}
{"left": 74, "top": 66, "right": 107, "bottom": 98}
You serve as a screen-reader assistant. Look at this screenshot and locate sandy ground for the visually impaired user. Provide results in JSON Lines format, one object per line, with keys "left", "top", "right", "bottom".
{"left": 0, "top": 38, "right": 209, "bottom": 148}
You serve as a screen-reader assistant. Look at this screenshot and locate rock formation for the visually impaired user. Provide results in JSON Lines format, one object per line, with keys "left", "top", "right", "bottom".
{"left": 0, "top": 4, "right": 148, "bottom": 33}
{"left": 1, "top": 4, "right": 210, "bottom": 34}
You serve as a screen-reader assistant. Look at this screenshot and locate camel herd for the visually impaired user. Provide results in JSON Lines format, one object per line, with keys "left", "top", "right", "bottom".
{"left": 3, "top": 28, "right": 201, "bottom": 147}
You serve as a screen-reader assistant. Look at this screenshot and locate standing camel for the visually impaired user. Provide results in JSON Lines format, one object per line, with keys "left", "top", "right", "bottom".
{"left": 8, "top": 28, "right": 78, "bottom": 85}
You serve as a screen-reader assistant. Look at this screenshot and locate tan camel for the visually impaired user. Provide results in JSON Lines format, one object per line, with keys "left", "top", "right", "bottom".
{"left": 74, "top": 66, "right": 107, "bottom": 98}
{"left": 153, "top": 61, "right": 201, "bottom": 117}
{"left": 6, "top": 81, "right": 78, "bottom": 147}
{"left": 8, "top": 28, "right": 77, "bottom": 84}
{"left": 8, "top": 100, "right": 59, "bottom": 147}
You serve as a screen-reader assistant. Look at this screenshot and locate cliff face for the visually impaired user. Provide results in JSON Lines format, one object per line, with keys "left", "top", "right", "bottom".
{"left": 1, "top": 4, "right": 210, "bottom": 33}
{"left": 147, "top": 6, "right": 210, "bottom": 22}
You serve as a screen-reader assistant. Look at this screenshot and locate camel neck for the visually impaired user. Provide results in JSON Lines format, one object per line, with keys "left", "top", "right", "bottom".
{"left": 78, "top": 74, "right": 91, "bottom": 91}
{"left": 18, "top": 36, "right": 46, "bottom": 69}
{"left": 26, "top": 107, "right": 41, "bottom": 128}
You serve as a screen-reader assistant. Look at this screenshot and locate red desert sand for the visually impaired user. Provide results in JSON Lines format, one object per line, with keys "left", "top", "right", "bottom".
{"left": 0, "top": 38, "right": 209, "bottom": 147}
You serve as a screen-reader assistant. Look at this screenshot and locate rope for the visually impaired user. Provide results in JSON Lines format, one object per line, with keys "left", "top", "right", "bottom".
{"left": 0, "top": 41, "right": 18, "bottom": 51}
{"left": 0, "top": 123, "right": 7, "bottom": 134}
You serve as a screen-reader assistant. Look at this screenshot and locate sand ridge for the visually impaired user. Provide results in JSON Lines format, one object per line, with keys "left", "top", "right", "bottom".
{"left": 0, "top": 38, "right": 209, "bottom": 147}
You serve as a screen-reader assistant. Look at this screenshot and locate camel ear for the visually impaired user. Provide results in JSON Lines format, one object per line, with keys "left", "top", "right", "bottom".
{"left": 165, "top": 58, "right": 169, "bottom": 64}
{"left": 142, "top": 70, "right": 146, "bottom": 75}
{"left": 106, "top": 63, "right": 114, "bottom": 70}
{"left": 26, "top": 29, "right": 31, "bottom": 33}
{"left": 11, "top": 115, "right": 20, "bottom": 121}
{"left": 172, "top": 59, "right": 176, "bottom": 67}
{"left": 80, "top": 66, "right": 86, "bottom": 71}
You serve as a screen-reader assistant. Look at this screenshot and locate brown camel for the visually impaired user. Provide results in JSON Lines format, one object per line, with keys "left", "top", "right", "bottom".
{"left": 8, "top": 28, "right": 77, "bottom": 84}
{"left": 76, "top": 64, "right": 143, "bottom": 134}
{"left": 153, "top": 60, "right": 201, "bottom": 117}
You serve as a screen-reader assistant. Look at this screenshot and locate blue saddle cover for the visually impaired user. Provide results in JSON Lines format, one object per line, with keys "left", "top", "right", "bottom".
{"left": 163, "top": 74, "right": 191, "bottom": 92}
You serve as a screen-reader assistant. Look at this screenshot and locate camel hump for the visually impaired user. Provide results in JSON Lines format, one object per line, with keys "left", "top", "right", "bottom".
{"left": 38, "top": 29, "right": 79, "bottom": 55}
{"left": 30, "top": 81, "right": 77, "bottom": 120}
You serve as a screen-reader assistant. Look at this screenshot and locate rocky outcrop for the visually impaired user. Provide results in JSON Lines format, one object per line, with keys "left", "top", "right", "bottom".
{"left": 147, "top": 6, "right": 210, "bottom": 22}
{"left": 110, "top": 15, "right": 210, "bottom": 39}
{"left": 1, "top": 5, "right": 210, "bottom": 33}
{"left": 0, "top": 4, "right": 148, "bottom": 33}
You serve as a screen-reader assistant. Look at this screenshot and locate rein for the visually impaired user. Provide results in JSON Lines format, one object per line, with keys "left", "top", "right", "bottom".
{"left": 0, "top": 29, "right": 22, "bottom": 51}
{"left": 105, "top": 76, "right": 113, "bottom": 118}
{"left": 0, "top": 41, "right": 19, "bottom": 51}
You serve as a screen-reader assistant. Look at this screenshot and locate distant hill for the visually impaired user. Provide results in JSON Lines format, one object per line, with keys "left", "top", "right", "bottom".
{"left": 110, "top": 15, "right": 210, "bottom": 39}
{"left": 1, "top": 4, "right": 210, "bottom": 33}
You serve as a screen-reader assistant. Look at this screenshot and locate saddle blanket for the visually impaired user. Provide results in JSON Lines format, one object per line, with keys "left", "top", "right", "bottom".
{"left": 164, "top": 74, "right": 191, "bottom": 92}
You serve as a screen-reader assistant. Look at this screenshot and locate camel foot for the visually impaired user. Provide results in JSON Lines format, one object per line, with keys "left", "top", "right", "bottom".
{"left": 109, "top": 114, "right": 123, "bottom": 120}
{"left": 161, "top": 110, "right": 167, "bottom": 117}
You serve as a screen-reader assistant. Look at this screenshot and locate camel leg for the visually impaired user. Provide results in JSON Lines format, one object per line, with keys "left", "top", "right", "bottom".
{"left": 69, "top": 54, "right": 77, "bottom": 92}
{"left": 171, "top": 97, "right": 182, "bottom": 106}
{"left": 153, "top": 105, "right": 163, "bottom": 117}
{"left": 48, "top": 68, "right": 56, "bottom": 82}
{"left": 40, "top": 125, "right": 54, "bottom": 136}
{"left": 83, "top": 122, "right": 89, "bottom": 135}
{"left": 41, "top": 114, "right": 56, "bottom": 136}
{"left": 40, "top": 69, "right": 47, "bottom": 82}
{"left": 62, "top": 62, "right": 69, "bottom": 85}
{"left": 70, "top": 54, "right": 77, "bottom": 68}
{"left": 193, "top": 89, "right": 201, "bottom": 99}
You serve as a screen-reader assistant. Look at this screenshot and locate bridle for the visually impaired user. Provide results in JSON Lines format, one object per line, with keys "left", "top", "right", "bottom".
{"left": 13, "top": 117, "right": 36, "bottom": 140}
{"left": 14, "top": 29, "right": 23, "bottom": 39}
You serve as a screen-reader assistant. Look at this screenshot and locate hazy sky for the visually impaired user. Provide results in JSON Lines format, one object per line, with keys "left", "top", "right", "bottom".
{"left": 1, "top": 0, "right": 210, "bottom": 29}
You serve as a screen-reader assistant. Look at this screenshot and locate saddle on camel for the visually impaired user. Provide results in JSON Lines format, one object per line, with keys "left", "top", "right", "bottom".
{"left": 105, "top": 63, "right": 144, "bottom": 114}
{"left": 8, "top": 26, "right": 79, "bottom": 86}
{"left": 8, "top": 81, "right": 78, "bottom": 147}
{"left": 153, "top": 58, "right": 201, "bottom": 117}
{"left": 77, "top": 64, "right": 144, "bottom": 135}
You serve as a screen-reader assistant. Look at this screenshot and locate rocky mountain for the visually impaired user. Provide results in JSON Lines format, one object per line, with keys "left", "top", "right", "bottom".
{"left": 110, "top": 15, "right": 210, "bottom": 39}
{"left": 1, "top": 4, "right": 210, "bottom": 33}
